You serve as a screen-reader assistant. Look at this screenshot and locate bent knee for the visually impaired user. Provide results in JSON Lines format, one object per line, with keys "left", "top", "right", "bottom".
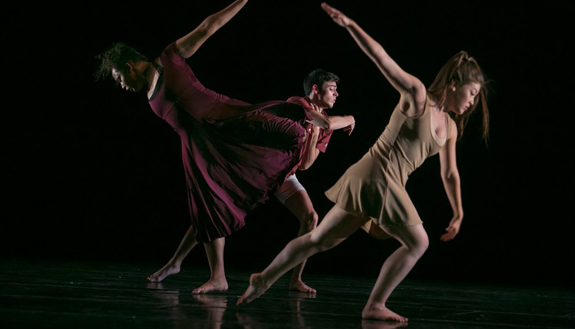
{"left": 410, "top": 236, "right": 429, "bottom": 257}
{"left": 300, "top": 211, "right": 318, "bottom": 231}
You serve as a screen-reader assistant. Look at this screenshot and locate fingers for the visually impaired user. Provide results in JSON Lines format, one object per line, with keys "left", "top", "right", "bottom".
{"left": 440, "top": 232, "right": 455, "bottom": 241}
{"left": 342, "top": 123, "right": 355, "bottom": 135}
{"left": 321, "top": 2, "right": 338, "bottom": 18}
{"left": 440, "top": 227, "right": 458, "bottom": 241}
{"left": 322, "top": 3, "right": 338, "bottom": 14}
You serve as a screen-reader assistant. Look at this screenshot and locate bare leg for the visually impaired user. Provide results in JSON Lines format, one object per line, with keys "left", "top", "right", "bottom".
{"left": 362, "top": 223, "right": 429, "bottom": 322}
{"left": 283, "top": 191, "right": 318, "bottom": 293}
{"left": 147, "top": 225, "right": 199, "bottom": 282}
{"left": 237, "top": 206, "right": 368, "bottom": 305}
{"left": 192, "top": 237, "right": 229, "bottom": 294}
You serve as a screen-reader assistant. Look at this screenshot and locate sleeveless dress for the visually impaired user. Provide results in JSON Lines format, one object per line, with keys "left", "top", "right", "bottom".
{"left": 148, "top": 42, "right": 311, "bottom": 242}
{"left": 325, "top": 96, "right": 450, "bottom": 239}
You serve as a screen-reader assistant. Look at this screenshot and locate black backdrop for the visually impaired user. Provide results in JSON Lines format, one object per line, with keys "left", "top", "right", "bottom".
{"left": 2, "top": 1, "right": 573, "bottom": 289}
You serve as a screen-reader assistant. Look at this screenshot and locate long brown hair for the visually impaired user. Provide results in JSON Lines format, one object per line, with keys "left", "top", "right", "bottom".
{"left": 427, "top": 51, "right": 490, "bottom": 142}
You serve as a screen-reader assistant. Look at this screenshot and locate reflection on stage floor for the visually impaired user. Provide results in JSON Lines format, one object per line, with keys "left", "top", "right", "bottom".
{"left": 1, "top": 259, "right": 573, "bottom": 328}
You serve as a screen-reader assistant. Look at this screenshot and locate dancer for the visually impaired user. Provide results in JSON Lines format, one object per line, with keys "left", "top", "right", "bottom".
{"left": 94, "top": 0, "right": 353, "bottom": 294}
{"left": 278, "top": 69, "right": 354, "bottom": 292}
{"left": 237, "top": 3, "right": 490, "bottom": 323}
{"left": 146, "top": 68, "right": 355, "bottom": 294}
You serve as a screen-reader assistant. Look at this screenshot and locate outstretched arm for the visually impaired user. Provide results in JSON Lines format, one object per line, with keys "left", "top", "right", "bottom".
{"left": 321, "top": 3, "right": 426, "bottom": 114}
{"left": 307, "top": 110, "right": 355, "bottom": 132}
{"left": 176, "top": 0, "right": 249, "bottom": 58}
{"left": 438, "top": 122, "right": 463, "bottom": 241}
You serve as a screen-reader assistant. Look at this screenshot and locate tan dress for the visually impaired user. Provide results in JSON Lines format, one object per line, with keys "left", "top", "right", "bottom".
{"left": 325, "top": 96, "right": 450, "bottom": 239}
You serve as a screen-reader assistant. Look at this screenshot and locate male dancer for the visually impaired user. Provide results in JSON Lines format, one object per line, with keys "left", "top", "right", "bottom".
{"left": 274, "top": 69, "right": 355, "bottom": 292}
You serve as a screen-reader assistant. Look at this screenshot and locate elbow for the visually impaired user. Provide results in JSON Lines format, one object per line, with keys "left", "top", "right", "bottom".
{"left": 441, "top": 170, "right": 460, "bottom": 183}
{"left": 299, "top": 154, "right": 317, "bottom": 171}
{"left": 324, "top": 118, "right": 335, "bottom": 130}
{"left": 299, "top": 163, "right": 310, "bottom": 171}
{"left": 201, "top": 16, "right": 222, "bottom": 35}
{"left": 299, "top": 159, "right": 313, "bottom": 170}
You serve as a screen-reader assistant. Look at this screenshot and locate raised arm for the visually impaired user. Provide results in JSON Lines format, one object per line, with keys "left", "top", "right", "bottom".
{"left": 438, "top": 121, "right": 463, "bottom": 241}
{"left": 321, "top": 3, "right": 426, "bottom": 114}
{"left": 176, "top": 0, "right": 249, "bottom": 58}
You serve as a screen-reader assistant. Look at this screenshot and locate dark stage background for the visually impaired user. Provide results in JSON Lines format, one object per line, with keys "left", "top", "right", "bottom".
{"left": 2, "top": 1, "right": 573, "bottom": 289}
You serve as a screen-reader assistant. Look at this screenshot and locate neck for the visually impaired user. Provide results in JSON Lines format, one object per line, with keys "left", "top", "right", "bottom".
{"left": 308, "top": 96, "right": 326, "bottom": 110}
{"left": 143, "top": 62, "right": 154, "bottom": 84}
{"left": 428, "top": 93, "right": 449, "bottom": 113}
{"left": 136, "top": 61, "right": 155, "bottom": 93}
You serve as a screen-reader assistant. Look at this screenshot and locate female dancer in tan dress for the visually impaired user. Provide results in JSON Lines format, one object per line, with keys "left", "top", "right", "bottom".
{"left": 238, "top": 3, "right": 490, "bottom": 322}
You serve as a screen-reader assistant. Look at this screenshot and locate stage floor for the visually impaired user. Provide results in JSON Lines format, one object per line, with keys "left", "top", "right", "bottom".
{"left": 1, "top": 258, "right": 573, "bottom": 329}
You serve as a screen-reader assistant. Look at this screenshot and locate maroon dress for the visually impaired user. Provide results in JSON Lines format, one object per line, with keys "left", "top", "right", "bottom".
{"left": 148, "top": 42, "right": 311, "bottom": 242}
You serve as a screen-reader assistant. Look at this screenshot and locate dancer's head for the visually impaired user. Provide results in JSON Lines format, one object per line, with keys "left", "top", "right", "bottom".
{"left": 94, "top": 42, "right": 149, "bottom": 92}
{"left": 427, "top": 51, "right": 490, "bottom": 141}
{"left": 304, "top": 69, "right": 340, "bottom": 109}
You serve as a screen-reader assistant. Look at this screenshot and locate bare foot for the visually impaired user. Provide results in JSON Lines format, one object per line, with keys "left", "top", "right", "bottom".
{"left": 236, "top": 273, "right": 269, "bottom": 306}
{"left": 362, "top": 304, "right": 408, "bottom": 322}
{"left": 146, "top": 264, "right": 180, "bottom": 283}
{"left": 192, "top": 278, "right": 228, "bottom": 294}
{"left": 289, "top": 280, "right": 317, "bottom": 294}
{"left": 361, "top": 319, "right": 408, "bottom": 329}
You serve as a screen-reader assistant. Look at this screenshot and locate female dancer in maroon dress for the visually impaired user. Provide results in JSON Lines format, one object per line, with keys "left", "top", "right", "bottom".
{"left": 95, "top": 0, "right": 352, "bottom": 293}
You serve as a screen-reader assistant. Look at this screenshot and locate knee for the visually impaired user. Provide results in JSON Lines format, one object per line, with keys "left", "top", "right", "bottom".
{"left": 410, "top": 235, "right": 429, "bottom": 258}
{"left": 300, "top": 211, "right": 318, "bottom": 232}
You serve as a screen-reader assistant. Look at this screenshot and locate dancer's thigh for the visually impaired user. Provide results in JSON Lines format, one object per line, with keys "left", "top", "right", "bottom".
{"left": 312, "top": 205, "right": 370, "bottom": 243}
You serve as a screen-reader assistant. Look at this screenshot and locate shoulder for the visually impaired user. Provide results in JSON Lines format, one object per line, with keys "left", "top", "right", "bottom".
{"left": 401, "top": 88, "right": 428, "bottom": 118}
{"left": 163, "top": 42, "right": 186, "bottom": 61}
{"left": 286, "top": 96, "right": 310, "bottom": 108}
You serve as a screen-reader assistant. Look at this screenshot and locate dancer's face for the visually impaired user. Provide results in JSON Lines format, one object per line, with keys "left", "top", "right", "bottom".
{"left": 112, "top": 64, "right": 143, "bottom": 92}
{"left": 315, "top": 81, "right": 339, "bottom": 109}
{"left": 446, "top": 82, "right": 481, "bottom": 115}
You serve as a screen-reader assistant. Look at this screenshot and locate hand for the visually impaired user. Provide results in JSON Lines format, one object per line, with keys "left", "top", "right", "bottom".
{"left": 343, "top": 122, "right": 355, "bottom": 136}
{"left": 305, "top": 103, "right": 327, "bottom": 131}
{"left": 321, "top": 3, "right": 352, "bottom": 27}
{"left": 309, "top": 104, "right": 322, "bottom": 134}
{"left": 440, "top": 217, "right": 462, "bottom": 242}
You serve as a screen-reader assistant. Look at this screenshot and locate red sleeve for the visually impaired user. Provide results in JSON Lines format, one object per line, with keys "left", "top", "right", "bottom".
{"left": 316, "top": 129, "right": 333, "bottom": 153}
{"left": 164, "top": 42, "right": 186, "bottom": 65}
